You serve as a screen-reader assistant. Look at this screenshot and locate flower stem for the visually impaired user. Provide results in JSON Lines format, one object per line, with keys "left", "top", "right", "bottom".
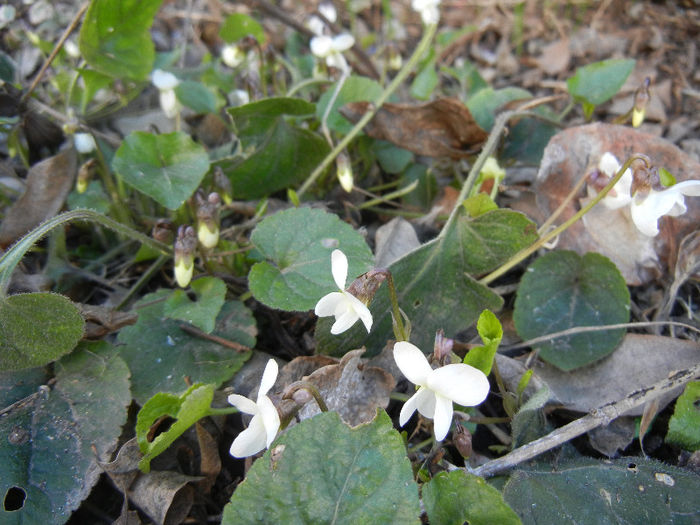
{"left": 478, "top": 154, "right": 651, "bottom": 286}
{"left": 296, "top": 22, "right": 438, "bottom": 197}
{"left": 386, "top": 272, "right": 408, "bottom": 341}
{"left": 284, "top": 381, "right": 329, "bottom": 412}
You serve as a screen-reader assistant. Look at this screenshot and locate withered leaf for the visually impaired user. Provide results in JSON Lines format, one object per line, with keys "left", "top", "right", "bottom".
{"left": 0, "top": 148, "right": 77, "bottom": 248}
{"left": 340, "top": 98, "right": 488, "bottom": 159}
{"left": 78, "top": 303, "right": 138, "bottom": 340}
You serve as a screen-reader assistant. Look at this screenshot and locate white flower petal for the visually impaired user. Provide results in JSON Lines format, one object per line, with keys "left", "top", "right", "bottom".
{"left": 258, "top": 359, "right": 278, "bottom": 398}
{"left": 674, "top": 180, "right": 700, "bottom": 196}
{"left": 257, "top": 395, "right": 281, "bottom": 447}
{"left": 227, "top": 394, "right": 258, "bottom": 415}
{"left": 331, "top": 249, "right": 348, "bottom": 289}
{"left": 428, "top": 363, "right": 490, "bottom": 407}
{"left": 310, "top": 35, "right": 332, "bottom": 58}
{"left": 331, "top": 306, "right": 359, "bottom": 334}
{"left": 344, "top": 292, "right": 372, "bottom": 332}
{"left": 159, "top": 89, "right": 179, "bottom": 118}
{"left": 307, "top": 15, "right": 325, "bottom": 36}
{"left": 399, "top": 390, "right": 419, "bottom": 427}
{"left": 400, "top": 387, "right": 435, "bottom": 426}
{"left": 598, "top": 152, "right": 621, "bottom": 177}
{"left": 393, "top": 341, "right": 432, "bottom": 386}
{"left": 318, "top": 2, "right": 337, "bottom": 23}
{"left": 332, "top": 33, "right": 354, "bottom": 52}
{"left": 629, "top": 199, "right": 661, "bottom": 236}
{"left": 432, "top": 394, "right": 454, "bottom": 441}
{"left": 315, "top": 291, "right": 345, "bottom": 316}
{"left": 230, "top": 414, "right": 266, "bottom": 457}
{"left": 74, "top": 133, "right": 96, "bottom": 154}
{"left": 325, "top": 53, "right": 348, "bottom": 71}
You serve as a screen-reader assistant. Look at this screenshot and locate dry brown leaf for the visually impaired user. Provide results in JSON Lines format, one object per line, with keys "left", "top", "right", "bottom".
{"left": 0, "top": 147, "right": 76, "bottom": 248}
{"left": 339, "top": 98, "right": 488, "bottom": 159}
{"left": 535, "top": 38, "right": 571, "bottom": 75}
{"left": 534, "top": 123, "right": 700, "bottom": 284}
{"left": 127, "top": 471, "right": 199, "bottom": 525}
{"left": 78, "top": 303, "right": 138, "bottom": 340}
{"left": 374, "top": 217, "right": 420, "bottom": 268}
{"left": 497, "top": 334, "right": 699, "bottom": 416}
{"left": 195, "top": 422, "right": 221, "bottom": 494}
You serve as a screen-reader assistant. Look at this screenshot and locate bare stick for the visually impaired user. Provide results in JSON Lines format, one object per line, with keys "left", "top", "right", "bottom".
{"left": 464, "top": 363, "right": 700, "bottom": 479}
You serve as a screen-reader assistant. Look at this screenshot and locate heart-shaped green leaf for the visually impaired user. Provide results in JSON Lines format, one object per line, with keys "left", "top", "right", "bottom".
{"left": 0, "top": 292, "right": 84, "bottom": 371}
{"left": 221, "top": 411, "right": 420, "bottom": 524}
{"left": 467, "top": 87, "right": 532, "bottom": 131}
{"left": 219, "top": 13, "right": 265, "bottom": 44}
{"left": 228, "top": 97, "right": 316, "bottom": 146}
{"left": 0, "top": 342, "right": 130, "bottom": 523}
{"left": 513, "top": 251, "right": 630, "bottom": 371}
{"left": 164, "top": 276, "right": 227, "bottom": 334}
{"left": 317, "top": 208, "right": 538, "bottom": 355}
{"left": 175, "top": 80, "right": 217, "bottom": 114}
{"left": 78, "top": 0, "right": 163, "bottom": 80}
{"left": 112, "top": 131, "right": 210, "bottom": 210}
{"left": 117, "top": 294, "right": 254, "bottom": 403}
{"left": 249, "top": 207, "right": 374, "bottom": 311}
{"left": 567, "top": 59, "right": 636, "bottom": 107}
{"left": 316, "top": 75, "right": 383, "bottom": 134}
{"left": 503, "top": 457, "right": 700, "bottom": 524}
{"left": 423, "top": 470, "right": 521, "bottom": 525}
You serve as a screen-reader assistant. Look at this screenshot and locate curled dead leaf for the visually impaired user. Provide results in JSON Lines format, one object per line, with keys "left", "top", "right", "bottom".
{"left": 340, "top": 98, "right": 488, "bottom": 159}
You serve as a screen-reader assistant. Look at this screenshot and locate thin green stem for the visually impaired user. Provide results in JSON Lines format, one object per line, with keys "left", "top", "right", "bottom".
{"left": 207, "top": 406, "right": 239, "bottom": 417}
{"left": 296, "top": 22, "right": 438, "bottom": 197}
{"left": 386, "top": 272, "right": 407, "bottom": 341}
{"left": 479, "top": 154, "right": 650, "bottom": 286}
{"left": 284, "top": 381, "right": 329, "bottom": 412}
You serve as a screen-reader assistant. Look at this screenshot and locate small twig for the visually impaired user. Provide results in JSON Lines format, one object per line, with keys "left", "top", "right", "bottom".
{"left": 21, "top": 2, "right": 89, "bottom": 105}
{"left": 0, "top": 380, "right": 56, "bottom": 417}
{"left": 465, "top": 363, "right": 700, "bottom": 478}
{"left": 177, "top": 323, "right": 251, "bottom": 352}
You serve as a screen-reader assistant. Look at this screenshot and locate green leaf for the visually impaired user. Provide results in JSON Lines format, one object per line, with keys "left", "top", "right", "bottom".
{"left": 0, "top": 342, "right": 130, "bottom": 523}
{"left": 215, "top": 118, "right": 329, "bottom": 199}
{"left": 112, "top": 131, "right": 210, "bottom": 210}
{"left": 467, "top": 87, "right": 532, "bottom": 131}
{"left": 0, "top": 292, "right": 84, "bottom": 371}
{"left": 67, "top": 180, "right": 111, "bottom": 214}
{"left": 567, "top": 59, "right": 636, "bottom": 107}
{"left": 78, "top": 0, "right": 163, "bottom": 80}
{"left": 373, "top": 140, "right": 413, "bottom": 174}
{"left": 410, "top": 56, "right": 438, "bottom": 100}
{"left": 135, "top": 383, "right": 215, "bottom": 472}
{"left": 463, "top": 309, "right": 503, "bottom": 376}
{"left": 513, "top": 251, "right": 630, "bottom": 371}
{"left": 666, "top": 381, "right": 700, "bottom": 450}
{"left": 175, "top": 80, "right": 217, "bottom": 114}
{"left": 423, "top": 470, "right": 521, "bottom": 525}
{"left": 503, "top": 457, "right": 700, "bottom": 524}
{"left": 219, "top": 13, "right": 265, "bottom": 44}
{"left": 77, "top": 69, "right": 113, "bottom": 113}
{"left": 249, "top": 207, "right": 373, "bottom": 311}
{"left": 510, "top": 385, "right": 551, "bottom": 448}
{"left": 317, "top": 208, "right": 538, "bottom": 355}
{"left": 222, "top": 411, "right": 420, "bottom": 524}
{"left": 316, "top": 75, "right": 384, "bottom": 134}
{"left": 117, "top": 294, "right": 254, "bottom": 403}
{"left": 228, "top": 97, "right": 316, "bottom": 146}
{"left": 463, "top": 193, "right": 499, "bottom": 217}
{"left": 164, "top": 276, "right": 227, "bottom": 334}
{"left": 658, "top": 167, "right": 676, "bottom": 187}
{"left": 501, "top": 109, "right": 559, "bottom": 165}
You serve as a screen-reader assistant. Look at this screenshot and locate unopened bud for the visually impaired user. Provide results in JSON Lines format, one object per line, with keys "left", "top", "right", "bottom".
{"left": 387, "top": 46, "right": 402, "bottom": 71}
{"left": 74, "top": 132, "right": 96, "bottom": 154}
{"left": 174, "top": 225, "right": 197, "bottom": 288}
{"left": 152, "top": 219, "right": 174, "bottom": 244}
{"left": 453, "top": 424, "right": 473, "bottom": 459}
{"left": 196, "top": 191, "right": 221, "bottom": 249}
{"left": 632, "top": 77, "right": 651, "bottom": 128}
{"left": 346, "top": 269, "right": 387, "bottom": 306}
{"left": 432, "top": 329, "right": 454, "bottom": 364}
{"left": 336, "top": 153, "right": 354, "bottom": 193}
{"left": 76, "top": 158, "right": 97, "bottom": 194}
{"left": 221, "top": 44, "right": 245, "bottom": 68}
{"left": 213, "top": 166, "right": 233, "bottom": 205}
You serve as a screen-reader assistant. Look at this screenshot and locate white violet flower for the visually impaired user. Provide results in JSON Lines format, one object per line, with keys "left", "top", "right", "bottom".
{"left": 151, "top": 69, "right": 180, "bottom": 118}
{"left": 74, "top": 132, "right": 96, "bottom": 154}
{"left": 221, "top": 44, "right": 245, "bottom": 68}
{"left": 315, "top": 249, "right": 373, "bottom": 335}
{"left": 412, "top": 0, "right": 441, "bottom": 25}
{"left": 592, "top": 152, "right": 700, "bottom": 237}
{"left": 228, "top": 358, "right": 281, "bottom": 458}
{"left": 310, "top": 33, "right": 354, "bottom": 72}
{"left": 393, "top": 341, "right": 490, "bottom": 441}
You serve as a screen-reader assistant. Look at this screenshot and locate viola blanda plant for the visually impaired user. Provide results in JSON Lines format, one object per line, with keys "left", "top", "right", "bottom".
{"left": 590, "top": 152, "right": 700, "bottom": 236}
{"left": 315, "top": 249, "right": 373, "bottom": 334}
{"left": 393, "top": 341, "right": 490, "bottom": 441}
{"left": 310, "top": 32, "right": 354, "bottom": 73}
{"left": 228, "top": 358, "right": 281, "bottom": 458}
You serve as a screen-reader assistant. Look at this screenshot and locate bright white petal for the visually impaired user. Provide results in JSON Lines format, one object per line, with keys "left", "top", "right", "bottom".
{"left": 421, "top": 6, "right": 440, "bottom": 24}
{"left": 227, "top": 394, "right": 258, "bottom": 415}
{"left": 331, "top": 249, "right": 348, "bottom": 289}
{"left": 428, "top": 364, "right": 490, "bottom": 406}
{"left": 331, "top": 306, "right": 359, "bottom": 334}
{"left": 230, "top": 414, "right": 266, "bottom": 457}
{"left": 159, "top": 89, "right": 179, "bottom": 118}
{"left": 399, "top": 388, "right": 421, "bottom": 426}
{"left": 315, "top": 292, "right": 345, "bottom": 316}
{"left": 257, "top": 395, "right": 281, "bottom": 447}
{"left": 432, "top": 394, "right": 454, "bottom": 441}
{"left": 630, "top": 199, "right": 661, "bottom": 236}
{"left": 599, "top": 152, "right": 621, "bottom": 176}
{"left": 151, "top": 69, "right": 179, "bottom": 90}
{"left": 344, "top": 292, "right": 372, "bottom": 332}
{"left": 332, "top": 33, "right": 354, "bottom": 52}
{"left": 413, "top": 386, "right": 437, "bottom": 419}
{"left": 318, "top": 2, "right": 337, "bottom": 23}
{"left": 325, "top": 53, "right": 348, "bottom": 72}
{"left": 393, "top": 342, "right": 432, "bottom": 386}
{"left": 74, "top": 133, "right": 96, "bottom": 154}
{"left": 310, "top": 35, "right": 332, "bottom": 58}
{"left": 674, "top": 180, "right": 700, "bottom": 196}
{"left": 258, "top": 359, "right": 278, "bottom": 398}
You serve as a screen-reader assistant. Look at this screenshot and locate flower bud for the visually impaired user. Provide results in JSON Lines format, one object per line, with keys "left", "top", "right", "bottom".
{"left": 76, "top": 158, "right": 96, "bottom": 194}
{"left": 336, "top": 152, "right": 354, "bottom": 193}
{"left": 74, "top": 132, "right": 96, "bottom": 154}
{"left": 213, "top": 166, "right": 233, "bottom": 205}
{"left": 432, "top": 329, "right": 454, "bottom": 364}
{"left": 453, "top": 424, "right": 473, "bottom": 459}
{"left": 221, "top": 44, "right": 245, "bottom": 68}
{"left": 196, "top": 192, "right": 221, "bottom": 249}
{"left": 152, "top": 219, "right": 174, "bottom": 244}
{"left": 174, "top": 225, "right": 197, "bottom": 288}
{"left": 632, "top": 77, "right": 651, "bottom": 128}
{"left": 387, "top": 46, "right": 403, "bottom": 71}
